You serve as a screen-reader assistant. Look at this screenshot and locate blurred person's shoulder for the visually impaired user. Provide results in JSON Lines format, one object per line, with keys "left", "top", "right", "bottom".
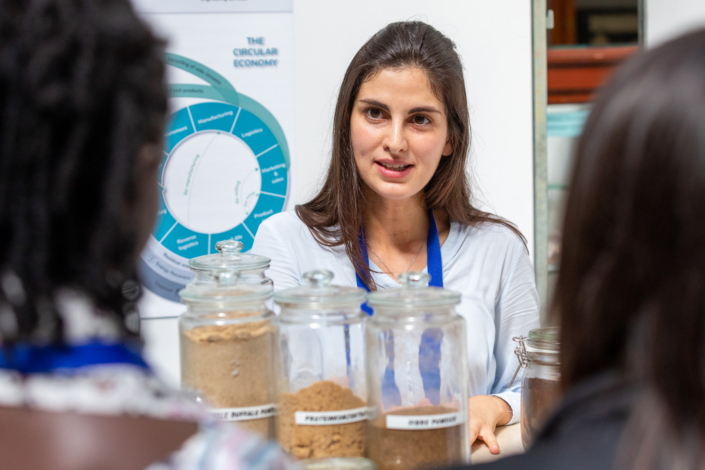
{"left": 452, "top": 372, "right": 632, "bottom": 470}
{"left": 151, "top": 421, "right": 298, "bottom": 470}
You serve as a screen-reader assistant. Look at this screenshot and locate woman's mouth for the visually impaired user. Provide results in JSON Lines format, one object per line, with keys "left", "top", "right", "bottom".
{"left": 375, "top": 161, "right": 413, "bottom": 179}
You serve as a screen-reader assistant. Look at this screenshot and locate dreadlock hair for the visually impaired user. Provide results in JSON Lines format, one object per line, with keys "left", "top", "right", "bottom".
{"left": 0, "top": 0, "right": 167, "bottom": 345}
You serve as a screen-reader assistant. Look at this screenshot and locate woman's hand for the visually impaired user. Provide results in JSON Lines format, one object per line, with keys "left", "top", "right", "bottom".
{"left": 468, "top": 395, "right": 512, "bottom": 455}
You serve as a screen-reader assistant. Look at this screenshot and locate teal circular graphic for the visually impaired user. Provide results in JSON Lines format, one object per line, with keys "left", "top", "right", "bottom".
{"left": 140, "top": 54, "right": 289, "bottom": 302}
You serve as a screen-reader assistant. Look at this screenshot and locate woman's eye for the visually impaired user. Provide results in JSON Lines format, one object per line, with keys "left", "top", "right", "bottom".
{"left": 412, "top": 115, "right": 431, "bottom": 125}
{"left": 366, "top": 108, "right": 383, "bottom": 119}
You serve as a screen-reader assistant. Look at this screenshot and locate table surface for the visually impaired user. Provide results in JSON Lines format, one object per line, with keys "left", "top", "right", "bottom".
{"left": 470, "top": 423, "right": 524, "bottom": 464}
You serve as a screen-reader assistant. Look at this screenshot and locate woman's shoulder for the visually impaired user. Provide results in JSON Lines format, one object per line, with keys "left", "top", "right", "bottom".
{"left": 253, "top": 210, "right": 336, "bottom": 256}
{"left": 255, "top": 210, "right": 312, "bottom": 245}
{"left": 453, "top": 219, "right": 527, "bottom": 255}
{"left": 258, "top": 210, "right": 306, "bottom": 233}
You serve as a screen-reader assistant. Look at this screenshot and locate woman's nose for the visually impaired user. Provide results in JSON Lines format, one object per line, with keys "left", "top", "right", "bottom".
{"left": 382, "top": 119, "right": 408, "bottom": 154}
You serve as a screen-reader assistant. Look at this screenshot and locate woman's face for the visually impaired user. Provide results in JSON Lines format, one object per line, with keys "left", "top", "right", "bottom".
{"left": 351, "top": 67, "right": 452, "bottom": 202}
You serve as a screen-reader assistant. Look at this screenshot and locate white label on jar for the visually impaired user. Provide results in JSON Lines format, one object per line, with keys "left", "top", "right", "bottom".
{"left": 210, "top": 404, "right": 277, "bottom": 422}
{"left": 386, "top": 411, "right": 465, "bottom": 430}
{"left": 294, "top": 407, "right": 369, "bottom": 425}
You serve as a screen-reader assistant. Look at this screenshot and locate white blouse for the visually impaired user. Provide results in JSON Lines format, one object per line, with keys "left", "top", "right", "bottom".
{"left": 252, "top": 211, "right": 540, "bottom": 425}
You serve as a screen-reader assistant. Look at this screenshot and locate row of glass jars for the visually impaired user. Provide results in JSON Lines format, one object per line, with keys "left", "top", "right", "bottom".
{"left": 177, "top": 241, "right": 559, "bottom": 468}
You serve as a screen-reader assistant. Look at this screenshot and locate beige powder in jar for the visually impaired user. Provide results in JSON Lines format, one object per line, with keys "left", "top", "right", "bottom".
{"left": 278, "top": 380, "right": 366, "bottom": 459}
{"left": 180, "top": 319, "right": 275, "bottom": 438}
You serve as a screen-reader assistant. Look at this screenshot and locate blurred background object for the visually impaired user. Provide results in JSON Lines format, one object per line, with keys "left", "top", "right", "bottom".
{"left": 543, "top": 0, "right": 640, "bottom": 314}
{"left": 549, "top": 0, "right": 638, "bottom": 47}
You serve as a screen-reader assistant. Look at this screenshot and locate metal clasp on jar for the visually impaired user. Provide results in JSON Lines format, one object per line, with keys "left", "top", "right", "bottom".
{"left": 508, "top": 335, "right": 529, "bottom": 387}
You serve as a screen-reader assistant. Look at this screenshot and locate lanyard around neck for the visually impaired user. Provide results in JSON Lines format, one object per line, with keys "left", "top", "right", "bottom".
{"left": 356, "top": 211, "right": 444, "bottom": 314}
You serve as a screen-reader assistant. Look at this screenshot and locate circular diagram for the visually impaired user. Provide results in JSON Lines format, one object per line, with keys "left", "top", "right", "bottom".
{"left": 164, "top": 130, "right": 261, "bottom": 234}
{"left": 139, "top": 55, "right": 290, "bottom": 302}
{"left": 157, "top": 101, "right": 288, "bottom": 260}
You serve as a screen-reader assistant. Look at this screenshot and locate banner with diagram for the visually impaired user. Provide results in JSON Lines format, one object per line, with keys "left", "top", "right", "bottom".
{"left": 133, "top": 0, "right": 294, "bottom": 317}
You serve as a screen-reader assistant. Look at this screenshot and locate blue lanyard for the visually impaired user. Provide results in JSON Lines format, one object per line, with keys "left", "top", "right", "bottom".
{"left": 0, "top": 342, "right": 150, "bottom": 374}
{"left": 356, "top": 210, "right": 444, "bottom": 302}
{"left": 355, "top": 211, "right": 444, "bottom": 407}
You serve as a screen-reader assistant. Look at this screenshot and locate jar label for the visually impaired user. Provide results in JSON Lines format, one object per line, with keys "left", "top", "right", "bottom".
{"left": 386, "top": 411, "right": 465, "bottom": 430}
{"left": 294, "top": 407, "right": 369, "bottom": 425}
{"left": 210, "top": 404, "right": 277, "bottom": 421}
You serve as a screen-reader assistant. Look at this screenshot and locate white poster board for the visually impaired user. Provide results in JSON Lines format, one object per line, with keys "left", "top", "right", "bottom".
{"left": 133, "top": 1, "right": 295, "bottom": 319}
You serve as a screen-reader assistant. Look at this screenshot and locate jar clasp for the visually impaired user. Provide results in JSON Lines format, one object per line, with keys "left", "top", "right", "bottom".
{"left": 508, "top": 335, "right": 529, "bottom": 387}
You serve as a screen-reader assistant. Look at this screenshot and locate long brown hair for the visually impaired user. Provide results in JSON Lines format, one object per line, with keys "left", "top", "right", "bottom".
{"left": 296, "top": 21, "right": 523, "bottom": 289}
{"left": 554, "top": 29, "right": 705, "bottom": 469}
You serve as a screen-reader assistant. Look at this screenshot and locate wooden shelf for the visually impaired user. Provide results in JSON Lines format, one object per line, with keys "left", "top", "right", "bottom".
{"left": 547, "top": 46, "right": 638, "bottom": 104}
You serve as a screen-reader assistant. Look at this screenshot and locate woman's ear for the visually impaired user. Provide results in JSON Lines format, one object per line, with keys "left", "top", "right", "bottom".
{"left": 442, "top": 138, "right": 453, "bottom": 157}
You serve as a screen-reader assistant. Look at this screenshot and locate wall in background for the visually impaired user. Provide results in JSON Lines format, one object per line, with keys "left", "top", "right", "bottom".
{"left": 646, "top": 0, "right": 705, "bottom": 46}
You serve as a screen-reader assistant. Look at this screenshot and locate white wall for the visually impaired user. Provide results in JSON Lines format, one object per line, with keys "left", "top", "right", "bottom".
{"left": 646, "top": 0, "right": 705, "bottom": 46}
{"left": 141, "top": 317, "right": 180, "bottom": 386}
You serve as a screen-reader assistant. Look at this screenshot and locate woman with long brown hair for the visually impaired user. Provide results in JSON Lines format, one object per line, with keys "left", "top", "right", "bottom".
{"left": 455, "top": 27, "right": 705, "bottom": 470}
{"left": 253, "top": 21, "right": 539, "bottom": 452}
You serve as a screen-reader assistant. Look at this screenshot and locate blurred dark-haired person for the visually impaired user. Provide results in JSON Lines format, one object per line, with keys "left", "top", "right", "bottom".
{"left": 450, "top": 28, "right": 705, "bottom": 470}
{"left": 0, "top": 1, "right": 294, "bottom": 469}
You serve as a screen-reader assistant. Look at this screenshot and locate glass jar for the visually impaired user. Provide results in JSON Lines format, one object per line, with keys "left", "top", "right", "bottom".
{"left": 274, "top": 270, "right": 368, "bottom": 461}
{"left": 179, "top": 283, "right": 277, "bottom": 439}
{"left": 365, "top": 272, "right": 469, "bottom": 470}
{"left": 187, "top": 239, "right": 272, "bottom": 290}
{"left": 517, "top": 326, "right": 561, "bottom": 449}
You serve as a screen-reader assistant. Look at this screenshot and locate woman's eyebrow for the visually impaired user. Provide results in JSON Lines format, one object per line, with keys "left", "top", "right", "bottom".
{"left": 358, "top": 99, "right": 442, "bottom": 115}
{"left": 359, "top": 99, "right": 388, "bottom": 110}
{"left": 408, "top": 106, "right": 442, "bottom": 115}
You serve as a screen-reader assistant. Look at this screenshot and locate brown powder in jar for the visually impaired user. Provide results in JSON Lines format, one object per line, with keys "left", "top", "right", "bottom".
{"left": 521, "top": 377, "right": 562, "bottom": 448}
{"left": 367, "top": 405, "right": 465, "bottom": 470}
{"left": 180, "top": 319, "right": 275, "bottom": 438}
{"left": 278, "top": 380, "right": 366, "bottom": 459}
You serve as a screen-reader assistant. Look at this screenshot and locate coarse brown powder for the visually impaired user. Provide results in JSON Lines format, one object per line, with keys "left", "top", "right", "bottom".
{"left": 367, "top": 405, "right": 465, "bottom": 470}
{"left": 521, "top": 377, "right": 562, "bottom": 448}
{"left": 278, "top": 380, "right": 366, "bottom": 459}
{"left": 180, "top": 319, "right": 275, "bottom": 438}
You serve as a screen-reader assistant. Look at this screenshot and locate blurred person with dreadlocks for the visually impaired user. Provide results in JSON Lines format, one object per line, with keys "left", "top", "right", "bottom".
{"left": 0, "top": 1, "right": 295, "bottom": 469}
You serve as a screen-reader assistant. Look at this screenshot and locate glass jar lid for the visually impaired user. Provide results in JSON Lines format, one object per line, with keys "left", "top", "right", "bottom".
{"left": 300, "top": 458, "right": 376, "bottom": 470}
{"left": 526, "top": 326, "right": 560, "bottom": 353}
{"left": 367, "top": 272, "right": 461, "bottom": 309}
{"left": 179, "top": 283, "right": 271, "bottom": 306}
{"left": 274, "top": 270, "right": 366, "bottom": 309}
{"left": 188, "top": 240, "right": 270, "bottom": 273}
